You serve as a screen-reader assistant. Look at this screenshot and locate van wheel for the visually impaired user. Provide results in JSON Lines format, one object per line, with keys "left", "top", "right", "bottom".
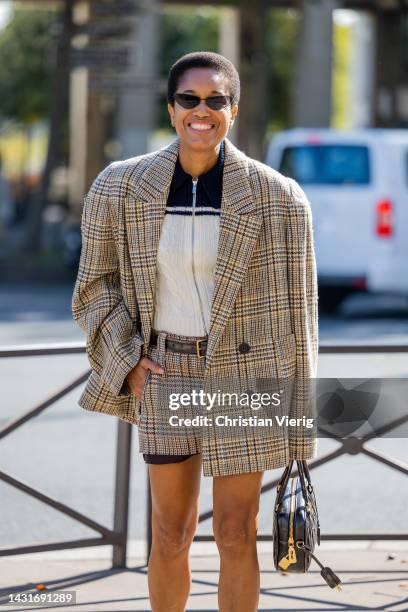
{"left": 318, "top": 287, "right": 349, "bottom": 314}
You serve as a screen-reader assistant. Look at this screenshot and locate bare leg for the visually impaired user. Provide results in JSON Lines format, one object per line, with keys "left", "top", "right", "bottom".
{"left": 147, "top": 454, "right": 202, "bottom": 612}
{"left": 213, "top": 470, "right": 264, "bottom": 612}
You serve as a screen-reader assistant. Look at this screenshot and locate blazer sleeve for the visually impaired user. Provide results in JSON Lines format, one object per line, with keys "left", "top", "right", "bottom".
{"left": 71, "top": 164, "right": 144, "bottom": 398}
{"left": 286, "top": 177, "right": 319, "bottom": 460}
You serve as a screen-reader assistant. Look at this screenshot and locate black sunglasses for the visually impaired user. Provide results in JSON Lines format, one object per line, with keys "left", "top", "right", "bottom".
{"left": 174, "top": 92, "right": 232, "bottom": 111}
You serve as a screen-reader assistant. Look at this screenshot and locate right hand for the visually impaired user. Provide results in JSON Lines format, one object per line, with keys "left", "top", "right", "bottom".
{"left": 126, "top": 357, "right": 164, "bottom": 400}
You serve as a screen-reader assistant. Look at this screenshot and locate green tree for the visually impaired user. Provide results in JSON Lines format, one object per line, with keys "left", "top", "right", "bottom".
{"left": 0, "top": 5, "right": 57, "bottom": 122}
{"left": 0, "top": 5, "right": 298, "bottom": 136}
{"left": 0, "top": 2, "right": 73, "bottom": 252}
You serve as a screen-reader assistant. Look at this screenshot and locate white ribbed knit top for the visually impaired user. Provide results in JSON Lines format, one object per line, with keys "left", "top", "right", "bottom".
{"left": 153, "top": 183, "right": 220, "bottom": 336}
{"left": 152, "top": 143, "right": 224, "bottom": 337}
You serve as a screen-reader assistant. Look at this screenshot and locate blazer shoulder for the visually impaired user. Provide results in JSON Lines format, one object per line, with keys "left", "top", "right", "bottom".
{"left": 86, "top": 150, "right": 160, "bottom": 199}
{"left": 285, "top": 176, "right": 312, "bottom": 219}
{"left": 246, "top": 157, "right": 293, "bottom": 199}
{"left": 246, "top": 156, "right": 311, "bottom": 218}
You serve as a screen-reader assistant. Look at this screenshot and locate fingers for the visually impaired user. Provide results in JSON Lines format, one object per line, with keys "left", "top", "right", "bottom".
{"left": 128, "top": 358, "right": 164, "bottom": 399}
{"left": 131, "top": 367, "right": 149, "bottom": 400}
{"left": 140, "top": 357, "right": 164, "bottom": 375}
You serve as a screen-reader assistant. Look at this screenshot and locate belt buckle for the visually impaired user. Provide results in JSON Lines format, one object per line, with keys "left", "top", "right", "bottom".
{"left": 196, "top": 339, "right": 206, "bottom": 359}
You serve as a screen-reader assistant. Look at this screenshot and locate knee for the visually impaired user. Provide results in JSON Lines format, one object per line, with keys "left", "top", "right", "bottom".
{"left": 152, "top": 518, "right": 197, "bottom": 557}
{"left": 213, "top": 516, "right": 258, "bottom": 553}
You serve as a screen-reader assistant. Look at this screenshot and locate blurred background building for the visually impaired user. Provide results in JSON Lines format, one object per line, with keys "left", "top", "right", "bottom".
{"left": 0, "top": 1, "right": 407, "bottom": 260}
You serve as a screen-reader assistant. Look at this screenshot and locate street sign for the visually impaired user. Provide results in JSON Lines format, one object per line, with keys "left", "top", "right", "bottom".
{"left": 70, "top": 1, "right": 145, "bottom": 75}
{"left": 73, "top": 22, "right": 134, "bottom": 39}
{"left": 71, "top": 42, "right": 142, "bottom": 71}
{"left": 71, "top": 47, "right": 131, "bottom": 69}
{"left": 88, "top": 75, "right": 167, "bottom": 93}
{"left": 90, "top": 1, "right": 143, "bottom": 16}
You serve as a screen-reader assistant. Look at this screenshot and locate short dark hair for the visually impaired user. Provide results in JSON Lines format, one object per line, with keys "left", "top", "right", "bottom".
{"left": 167, "top": 51, "right": 240, "bottom": 107}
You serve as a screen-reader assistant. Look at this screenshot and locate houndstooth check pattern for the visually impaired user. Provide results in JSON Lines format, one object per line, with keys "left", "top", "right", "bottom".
{"left": 71, "top": 136, "right": 319, "bottom": 477}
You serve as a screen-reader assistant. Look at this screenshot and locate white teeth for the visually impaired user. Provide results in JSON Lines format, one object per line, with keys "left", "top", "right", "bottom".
{"left": 190, "top": 123, "right": 213, "bottom": 131}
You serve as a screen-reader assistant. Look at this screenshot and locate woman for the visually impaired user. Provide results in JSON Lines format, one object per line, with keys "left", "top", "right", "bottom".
{"left": 72, "top": 51, "right": 318, "bottom": 612}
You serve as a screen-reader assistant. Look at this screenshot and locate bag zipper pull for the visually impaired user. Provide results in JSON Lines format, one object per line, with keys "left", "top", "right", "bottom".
{"left": 278, "top": 541, "right": 297, "bottom": 570}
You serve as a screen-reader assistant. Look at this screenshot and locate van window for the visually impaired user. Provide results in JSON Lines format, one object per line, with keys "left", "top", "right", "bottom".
{"left": 279, "top": 145, "right": 370, "bottom": 185}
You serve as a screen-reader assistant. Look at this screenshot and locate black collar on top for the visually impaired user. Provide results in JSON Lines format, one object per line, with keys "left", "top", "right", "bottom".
{"left": 167, "top": 139, "right": 225, "bottom": 209}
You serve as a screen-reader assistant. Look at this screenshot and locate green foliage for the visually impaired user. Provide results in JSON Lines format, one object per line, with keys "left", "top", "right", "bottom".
{"left": 0, "top": 4, "right": 298, "bottom": 136}
{"left": 265, "top": 9, "right": 299, "bottom": 135}
{"left": 0, "top": 6, "right": 57, "bottom": 122}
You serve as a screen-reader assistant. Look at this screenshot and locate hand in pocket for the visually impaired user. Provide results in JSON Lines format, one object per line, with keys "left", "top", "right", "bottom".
{"left": 126, "top": 357, "right": 164, "bottom": 399}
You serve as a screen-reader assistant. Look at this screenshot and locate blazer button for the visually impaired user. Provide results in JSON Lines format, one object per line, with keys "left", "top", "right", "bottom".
{"left": 238, "top": 342, "right": 251, "bottom": 354}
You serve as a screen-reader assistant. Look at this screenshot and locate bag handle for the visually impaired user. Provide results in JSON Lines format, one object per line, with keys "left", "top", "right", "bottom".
{"left": 275, "top": 460, "right": 312, "bottom": 509}
{"left": 295, "top": 460, "right": 309, "bottom": 502}
{"left": 298, "top": 460, "right": 318, "bottom": 501}
{"left": 299, "top": 459, "right": 312, "bottom": 486}
{"left": 297, "top": 460, "right": 321, "bottom": 539}
{"left": 275, "top": 459, "right": 294, "bottom": 506}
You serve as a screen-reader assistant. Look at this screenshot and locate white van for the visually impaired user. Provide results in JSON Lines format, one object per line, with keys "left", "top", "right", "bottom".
{"left": 265, "top": 128, "right": 408, "bottom": 312}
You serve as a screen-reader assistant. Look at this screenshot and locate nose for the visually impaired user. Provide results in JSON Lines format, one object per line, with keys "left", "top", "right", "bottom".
{"left": 194, "top": 99, "right": 211, "bottom": 114}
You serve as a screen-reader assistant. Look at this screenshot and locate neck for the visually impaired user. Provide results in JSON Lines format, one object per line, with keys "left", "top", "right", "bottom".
{"left": 178, "top": 141, "right": 221, "bottom": 180}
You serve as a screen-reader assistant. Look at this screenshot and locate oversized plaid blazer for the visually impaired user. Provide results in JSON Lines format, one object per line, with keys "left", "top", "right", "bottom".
{"left": 72, "top": 136, "right": 319, "bottom": 477}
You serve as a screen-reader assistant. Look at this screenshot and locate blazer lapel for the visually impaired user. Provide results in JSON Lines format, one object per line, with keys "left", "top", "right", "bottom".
{"left": 205, "top": 139, "right": 262, "bottom": 368}
{"left": 125, "top": 137, "right": 262, "bottom": 363}
{"left": 125, "top": 139, "right": 179, "bottom": 349}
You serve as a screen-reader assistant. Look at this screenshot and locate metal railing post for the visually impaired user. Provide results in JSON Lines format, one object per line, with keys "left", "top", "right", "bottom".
{"left": 112, "top": 420, "right": 132, "bottom": 568}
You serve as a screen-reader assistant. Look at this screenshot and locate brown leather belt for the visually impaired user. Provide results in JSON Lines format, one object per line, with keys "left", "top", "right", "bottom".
{"left": 150, "top": 330, "right": 207, "bottom": 359}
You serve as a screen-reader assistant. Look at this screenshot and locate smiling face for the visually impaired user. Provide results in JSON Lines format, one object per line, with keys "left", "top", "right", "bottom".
{"left": 167, "top": 67, "right": 238, "bottom": 152}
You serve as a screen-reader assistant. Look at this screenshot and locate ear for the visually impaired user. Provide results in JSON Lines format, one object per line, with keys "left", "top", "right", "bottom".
{"left": 167, "top": 102, "right": 175, "bottom": 126}
{"left": 229, "top": 104, "right": 238, "bottom": 128}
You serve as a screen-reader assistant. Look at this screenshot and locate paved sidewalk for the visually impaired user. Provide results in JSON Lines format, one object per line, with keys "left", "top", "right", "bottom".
{"left": 0, "top": 543, "right": 407, "bottom": 611}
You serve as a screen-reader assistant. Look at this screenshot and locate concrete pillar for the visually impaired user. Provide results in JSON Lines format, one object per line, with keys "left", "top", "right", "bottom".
{"left": 237, "top": 0, "right": 269, "bottom": 160}
{"left": 348, "top": 11, "right": 376, "bottom": 128}
{"left": 116, "top": 0, "right": 159, "bottom": 158}
{"left": 68, "top": 3, "right": 88, "bottom": 211}
{"left": 69, "top": 66, "right": 88, "bottom": 209}
{"left": 292, "top": 0, "right": 338, "bottom": 127}
{"left": 374, "top": 10, "right": 408, "bottom": 127}
{"left": 219, "top": 7, "right": 240, "bottom": 145}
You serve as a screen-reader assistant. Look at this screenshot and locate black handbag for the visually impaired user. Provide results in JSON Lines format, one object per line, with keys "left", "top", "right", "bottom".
{"left": 273, "top": 459, "right": 342, "bottom": 590}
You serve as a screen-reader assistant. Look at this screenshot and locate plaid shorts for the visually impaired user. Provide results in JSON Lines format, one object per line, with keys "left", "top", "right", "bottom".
{"left": 137, "top": 329, "right": 207, "bottom": 458}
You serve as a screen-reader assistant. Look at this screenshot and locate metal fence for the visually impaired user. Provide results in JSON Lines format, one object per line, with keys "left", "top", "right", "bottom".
{"left": 1, "top": 341, "right": 407, "bottom": 567}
